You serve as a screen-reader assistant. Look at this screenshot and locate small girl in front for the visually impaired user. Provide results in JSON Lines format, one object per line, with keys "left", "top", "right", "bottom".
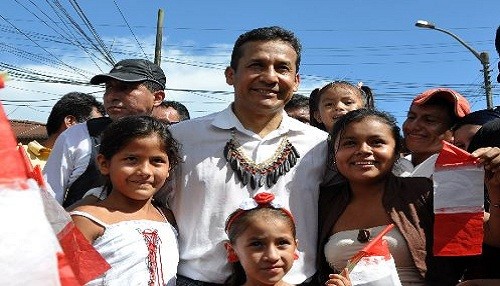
{"left": 70, "top": 115, "right": 180, "bottom": 286}
{"left": 224, "top": 192, "right": 313, "bottom": 286}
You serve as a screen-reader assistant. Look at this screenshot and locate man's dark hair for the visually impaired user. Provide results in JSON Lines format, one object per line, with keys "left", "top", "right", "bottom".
{"left": 46, "top": 92, "right": 105, "bottom": 136}
{"left": 285, "top": 93, "right": 309, "bottom": 112}
{"left": 160, "top": 100, "right": 190, "bottom": 121}
{"left": 230, "top": 26, "right": 302, "bottom": 71}
{"left": 142, "top": 80, "right": 164, "bottom": 93}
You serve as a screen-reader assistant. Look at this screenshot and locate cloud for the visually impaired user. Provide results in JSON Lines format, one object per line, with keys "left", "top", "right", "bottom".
{"left": 1, "top": 43, "right": 235, "bottom": 122}
{"left": 1, "top": 35, "right": 323, "bottom": 123}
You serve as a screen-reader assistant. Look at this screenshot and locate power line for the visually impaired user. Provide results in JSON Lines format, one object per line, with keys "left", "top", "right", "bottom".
{"left": 112, "top": 0, "right": 148, "bottom": 60}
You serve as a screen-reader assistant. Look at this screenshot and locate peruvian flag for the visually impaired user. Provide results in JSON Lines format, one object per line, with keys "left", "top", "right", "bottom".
{"left": 0, "top": 91, "right": 109, "bottom": 285}
{"left": 346, "top": 224, "right": 402, "bottom": 286}
{"left": 433, "top": 140, "right": 484, "bottom": 256}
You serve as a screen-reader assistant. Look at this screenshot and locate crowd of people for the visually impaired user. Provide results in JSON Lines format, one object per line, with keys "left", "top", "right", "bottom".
{"left": 12, "top": 25, "right": 500, "bottom": 285}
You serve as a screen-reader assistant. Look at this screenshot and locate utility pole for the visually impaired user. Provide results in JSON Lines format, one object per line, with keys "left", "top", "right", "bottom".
{"left": 415, "top": 20, "right": 494, "bottom": 109}
{"left": 154, "top": 9, "right": 164, "bottom": 65}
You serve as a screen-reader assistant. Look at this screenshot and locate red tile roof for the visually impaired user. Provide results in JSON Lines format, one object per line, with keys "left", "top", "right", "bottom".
{"left": 9, "top": 119, "right": 47, "bottom": 145}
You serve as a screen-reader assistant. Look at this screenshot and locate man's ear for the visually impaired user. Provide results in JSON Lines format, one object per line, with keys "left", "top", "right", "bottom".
{"left": 443, "top": 129, "right": 454, "bottom": 143}
{"left": 63, "top": 115, "right": 77, "bottom": 129}
{"left": 225, "top": 67, "right": 235, "bottom": 86}
{"left": 152, "top": 90, "right": 165, "bottom": 107}
{"left": 96, "top": 154, "right": 110, "bottom": 176}
{"left": 293, "top": 73, "right": 300, "bottom": 92}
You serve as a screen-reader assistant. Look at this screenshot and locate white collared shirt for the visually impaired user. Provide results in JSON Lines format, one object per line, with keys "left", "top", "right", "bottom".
{"left": 166, "top": 105, "right": 328, "bottom": 284}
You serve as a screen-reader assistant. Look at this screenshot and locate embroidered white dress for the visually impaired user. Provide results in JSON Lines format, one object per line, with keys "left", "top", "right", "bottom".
{"left": 70, "top": 211, "right": 179, "bottom": 286}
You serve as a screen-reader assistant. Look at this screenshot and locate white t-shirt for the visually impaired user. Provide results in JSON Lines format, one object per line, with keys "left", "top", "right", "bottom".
{"left": 166, "top": 105, "right": 328, "bottom": 284}
{"left": 43, "top": 122, "right": 93, "bottom": 204}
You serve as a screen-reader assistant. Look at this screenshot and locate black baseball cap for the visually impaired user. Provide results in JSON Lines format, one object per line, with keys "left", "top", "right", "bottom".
{"left": 90, "top": 59, "right": 166, "bottom": 89}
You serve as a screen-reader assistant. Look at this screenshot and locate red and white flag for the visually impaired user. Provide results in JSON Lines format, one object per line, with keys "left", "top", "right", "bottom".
{"left": 0, "top": 88, "right": 109, "bottom": 285}
{"left": 347, "top": 224, "right": 402, "bottom": 286}
{"left": 433, "top": 140, "right": 484, "bottom": 256}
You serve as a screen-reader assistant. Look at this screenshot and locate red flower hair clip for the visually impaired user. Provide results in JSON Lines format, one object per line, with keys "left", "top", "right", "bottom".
{"left": 254, "top": 192, "right": 274, "bottom": 204}
{"left": 225, "top": 192, "right": 294, "bottom": 233}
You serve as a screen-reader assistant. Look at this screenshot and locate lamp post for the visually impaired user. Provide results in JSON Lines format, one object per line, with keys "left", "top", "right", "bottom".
{"left": 415, "top": 20, "right": 493, "bottom": 109}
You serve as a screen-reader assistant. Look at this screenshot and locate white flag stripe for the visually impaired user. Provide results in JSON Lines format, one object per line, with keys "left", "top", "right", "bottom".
{"left": 0, "top": 183, "right": 61, "bottom": 285}
{"left": 350, "top": 256, "right": 402, "bottom": 286}
{"left": 433, "top": 168, "right": 484, "bottom": 211}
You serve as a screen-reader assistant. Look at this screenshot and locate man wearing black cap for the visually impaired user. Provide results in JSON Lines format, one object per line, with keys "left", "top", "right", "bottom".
{"left": 44, "top": 59, "right": 165, "bottom": 207}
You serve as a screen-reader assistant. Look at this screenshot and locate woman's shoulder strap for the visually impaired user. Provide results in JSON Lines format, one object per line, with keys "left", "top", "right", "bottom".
{"left": 70, "top": 210, "right": 109, "bottom": 228}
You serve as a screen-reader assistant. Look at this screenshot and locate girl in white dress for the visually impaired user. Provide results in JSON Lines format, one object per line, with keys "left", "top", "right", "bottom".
{"left": 70, "top": 115, "right": 180, "bottom": 286}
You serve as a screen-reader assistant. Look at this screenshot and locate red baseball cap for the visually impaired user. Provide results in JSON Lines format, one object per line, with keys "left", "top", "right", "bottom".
{"left": 412, "top": 88, "right": 471, "bottom": 118}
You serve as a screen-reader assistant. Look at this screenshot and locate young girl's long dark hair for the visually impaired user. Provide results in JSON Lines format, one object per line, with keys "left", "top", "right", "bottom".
{"left": 99, "top": 115, "right": 181, "bottom": 194}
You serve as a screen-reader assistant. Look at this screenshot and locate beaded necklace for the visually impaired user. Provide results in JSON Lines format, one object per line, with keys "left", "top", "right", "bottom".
{"left": 223, "top": 129, "right": 300, "bottom": 189}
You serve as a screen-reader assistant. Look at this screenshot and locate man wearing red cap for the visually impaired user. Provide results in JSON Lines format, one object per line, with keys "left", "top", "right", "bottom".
{"left": 398, "top": 88, "right": 471, "bottom": 177}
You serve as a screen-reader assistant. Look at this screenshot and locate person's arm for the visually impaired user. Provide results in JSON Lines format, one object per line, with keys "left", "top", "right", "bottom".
{"left": 43, "top": 131, "right": 73, "bottom": 204}
{"left": 472, "top": 147, "right": 500, "bottom": 247}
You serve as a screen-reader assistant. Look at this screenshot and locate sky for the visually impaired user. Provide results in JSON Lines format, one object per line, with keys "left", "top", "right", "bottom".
{"left": 1, "top": 0, "right": 499, "bottom": 127}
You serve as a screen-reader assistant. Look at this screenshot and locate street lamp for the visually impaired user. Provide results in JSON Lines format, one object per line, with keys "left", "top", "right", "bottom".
{"left": 415, "top": 20, "right": 493, "bottom": 109}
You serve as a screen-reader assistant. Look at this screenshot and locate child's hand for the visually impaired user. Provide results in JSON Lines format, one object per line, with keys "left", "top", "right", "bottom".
{"left": 472, "top": 147, "right": 500, "bottom": 196}
{"left": 325, "top": 268, "right": 351, "bottom": 286}
{"left": 472, "top": 147, "right": 500, "bottom": 173}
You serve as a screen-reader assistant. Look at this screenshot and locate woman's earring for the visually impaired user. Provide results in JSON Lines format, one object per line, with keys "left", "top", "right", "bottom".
{"left": 227, "top": 252, "right": 238, "bottom": 263}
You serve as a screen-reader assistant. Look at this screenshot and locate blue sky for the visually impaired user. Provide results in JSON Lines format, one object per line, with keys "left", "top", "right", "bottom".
{"left": 1, "top": 0, "right": 499, "bottom": 127}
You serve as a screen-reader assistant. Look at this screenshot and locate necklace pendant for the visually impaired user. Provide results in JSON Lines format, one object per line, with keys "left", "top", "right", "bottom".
{"left": 278, "top": 163, "right": 284, "bottom": 176}
{"left": 266, "top": 171, "right": 274, "bottom": 188}
{"left": 284, "top": 157, "right": 291, "bottom": 172}
{"left": 223, "top": 143, "right": 230, "bottom": 160}
{"left": 241, "top": 169, "right": 250, "bottom": 186}
{"left": 272, "top": 168, "right": 279, "bottom": 184}
{"left": 250, "top": 173, "right": 258, "bottom": 189}
{"left": 258, "top": 174, "right": 266, "bottom": 188}
{"left": 230, "top": 156, "right": 239, "bottom": 171}
{"left": 291, "top": 145, "right": 301, "bottom": 158}
{"left": 224, "top": 132, "right": 301, "bottom": 190}
{"left": 289, "top": 152, "right": 297, "bottom": 167}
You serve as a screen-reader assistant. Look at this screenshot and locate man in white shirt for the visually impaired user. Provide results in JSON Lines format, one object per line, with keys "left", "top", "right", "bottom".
{"left": 43, "top": 59, "right": 165, "bottom": 206}
{"left": 167, "top": 26, "right": 328, "bottom": 286}
{"left": 20, "top": 92, "right": 104, "bottom": 170}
